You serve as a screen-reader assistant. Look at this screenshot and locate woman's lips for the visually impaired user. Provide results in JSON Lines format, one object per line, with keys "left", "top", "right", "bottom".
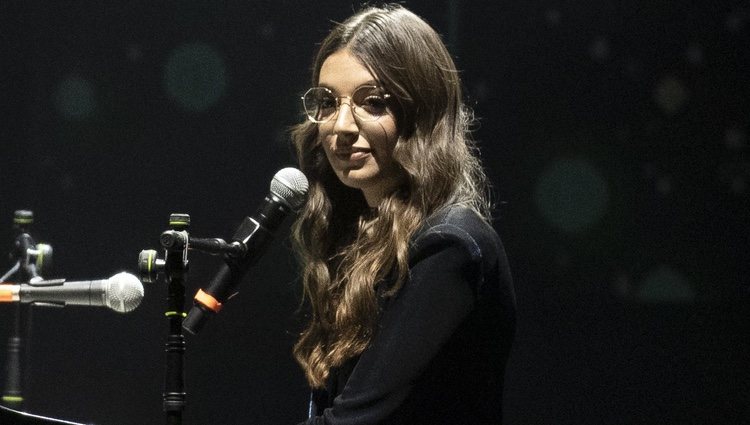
{"left": 335, "top": 149, "right": 371, "bottom": 161}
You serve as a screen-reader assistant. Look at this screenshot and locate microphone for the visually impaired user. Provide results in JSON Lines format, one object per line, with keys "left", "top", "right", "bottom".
{"left": 182, "top": 167, "right": 308, "bottom": 334}
{"left": 0, "top": 272, "right": 144, "bottom": 313}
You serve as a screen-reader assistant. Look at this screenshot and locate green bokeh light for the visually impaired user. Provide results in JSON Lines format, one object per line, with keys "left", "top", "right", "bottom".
{"left": 164, "top": 42, "right": 227, "bottom": 112}
{"left": 54, "top": 75, "right": 96, "bottom": 120}
{"left": 636, "top": 265, "right": 695, "bottom": 304}
{"left": 534, "top": 157, "right": 609, "bottom": 233}
{"left": 654, "top": 75, "right": 689, "bottom": 115}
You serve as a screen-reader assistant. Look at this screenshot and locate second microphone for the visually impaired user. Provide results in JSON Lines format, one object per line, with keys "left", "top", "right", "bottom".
{"left": 182, "top": 167, "right": 308, "bottom": 334}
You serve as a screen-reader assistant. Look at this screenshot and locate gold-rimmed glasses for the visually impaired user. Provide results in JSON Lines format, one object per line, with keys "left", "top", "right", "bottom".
{"left": 301, "top": 85, "right": 391, "bottom": 123}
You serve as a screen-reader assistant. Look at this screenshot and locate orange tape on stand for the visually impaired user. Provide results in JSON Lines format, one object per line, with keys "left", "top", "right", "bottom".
{"left": 194, "top": 288, "right": 223, "bottom": 313}
{"left": 0, "top": 285, "right": 16, "bottom": 302}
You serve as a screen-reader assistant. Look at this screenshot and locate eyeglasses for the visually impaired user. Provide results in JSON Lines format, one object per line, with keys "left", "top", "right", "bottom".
{"left": 301, "top": 85, "right": 391, "bottom": 123}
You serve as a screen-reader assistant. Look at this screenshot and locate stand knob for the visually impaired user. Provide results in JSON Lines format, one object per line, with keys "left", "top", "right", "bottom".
{"left": 138, "top": 249, "right": 164, "bottom": 283}
{"left": 169, "top": 213, "right": 190, "bottom": 230}
{"left": 30, "top": 243, "right": 53, "bottom": 275}
{"left": 13, "top": 210, "right": 33, "bottom": 229}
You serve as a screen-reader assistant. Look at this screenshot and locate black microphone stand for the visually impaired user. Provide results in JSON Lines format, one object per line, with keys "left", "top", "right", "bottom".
{"left": 1, "top": 211, "right": 95, "bottom": 425}
{"left": 1, "top": 210, "right": 38, "bottom": 410}
{"left": 162, "top": 214, "right": 189, "bottom": 425}
{"left": 139, "top": 213, "right": 191, "bottom": 425}
{"left": 138, "top": 214, "right": 256, "bottom": 424}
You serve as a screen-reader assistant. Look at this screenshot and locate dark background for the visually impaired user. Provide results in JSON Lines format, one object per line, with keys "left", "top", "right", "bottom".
{"left": 1, "top": 1, "right": 748, "bottom": 424}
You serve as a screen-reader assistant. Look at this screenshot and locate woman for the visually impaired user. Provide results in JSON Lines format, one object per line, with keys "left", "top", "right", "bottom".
{"left": 290, "top": 4, "right": 515, "bottom": 424}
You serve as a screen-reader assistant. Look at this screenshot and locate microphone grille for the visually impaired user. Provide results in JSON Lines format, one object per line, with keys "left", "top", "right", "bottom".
{"left": 270, "top": 167, "right": 309, "bottom": 211}
{"left": 105, "top": 272, "right": 145, "bottom": 313}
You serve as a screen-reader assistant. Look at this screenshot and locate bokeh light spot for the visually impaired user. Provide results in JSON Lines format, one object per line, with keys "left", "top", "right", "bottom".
{"left": 730, "top": 175, "right": 747, "bottom": 194}
{"left": 654, "top": 75, "right": 689, "bottom": 115}
{"left": 258, "top": 23, "right": 275, "bottom": 40}
{"left": 686, "top": 43, "right": 704, "bottom": 65}
{"left": 726, "top": 10, "right": 748, "bottom": 33}
{"left": 164, "top": 42, "right": 227, "bottom": 112}
{"left": 636, "top": 265, "right": 695, "bottom": 304}
{"left": 725, "top": 126, "right": 747, "bottom": 150}
{"left": 534, "top": 157, "right": 610, "bottom": 233}
{"left": 471, "top": 79, "right": 490, "bottom": 102}
{"left": 127, "top": 44, "right": 143, "bottom": 62}
{"left": 656, "top": 175, "right": 673, "bottom": 195}
{"left": 545, "top": 9, "right": 561, "bottom": 26}
{"left": 54, "top": 75, "right": 96, "bottom": 120}
{"left": 589, "top": 37, "right": 611, "bottom": 62}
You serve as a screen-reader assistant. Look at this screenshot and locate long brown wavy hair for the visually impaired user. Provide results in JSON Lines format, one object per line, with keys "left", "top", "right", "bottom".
{"left": 291, "top": 4, "right": 492, "bottom": 388}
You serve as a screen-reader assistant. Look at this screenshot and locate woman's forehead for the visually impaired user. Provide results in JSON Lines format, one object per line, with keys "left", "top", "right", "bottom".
{"left": 318, "top": 50, "right": 378, "bottom": 93}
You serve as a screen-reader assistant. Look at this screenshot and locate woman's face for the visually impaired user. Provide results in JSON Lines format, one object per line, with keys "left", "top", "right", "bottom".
{"left": 316, "top": 49, "right": 402, "bottom": 207}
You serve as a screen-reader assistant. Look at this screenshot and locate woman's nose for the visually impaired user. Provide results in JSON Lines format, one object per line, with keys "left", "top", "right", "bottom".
{"left": 332, "top": 101, "right": 359, "bottom": 137}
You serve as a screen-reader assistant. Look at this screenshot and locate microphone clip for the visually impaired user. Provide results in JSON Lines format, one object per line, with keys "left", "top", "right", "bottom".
{"left": 22, "top": 278, "right": 66, "bottom": 287}
{"left": 3, "top": 210, "right": 53, "bottom": 283}
{"left": 160, "top": 230, "right": 247, "bottom": 258}
{"left": 138, "top": 214, "right": 191, "bottom": 284}
{"left": 139, "top": 214, "right": 250, "bottom": 284}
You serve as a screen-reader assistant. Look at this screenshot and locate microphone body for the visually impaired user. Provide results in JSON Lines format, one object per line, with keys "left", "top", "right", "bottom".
{"left": 183, "top": 167, "right": 308, "bottom": 334}
{"left": 207, "top": 193, "right": 287, "bottom": 298}
{"left": 0, "top": 272, "right": 144, "bottom": 313}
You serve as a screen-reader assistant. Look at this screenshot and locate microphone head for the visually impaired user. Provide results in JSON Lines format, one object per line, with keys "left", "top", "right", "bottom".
{"left": 270, "top": 167, "right": 309, "bottom": 211}
{"left": 105, "top": 272, "right": 144, "bottom": 313}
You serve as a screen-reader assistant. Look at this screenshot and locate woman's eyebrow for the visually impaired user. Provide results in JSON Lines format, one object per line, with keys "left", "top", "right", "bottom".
{"left": 316, "top": 80, "right": 380, "bottom": 94}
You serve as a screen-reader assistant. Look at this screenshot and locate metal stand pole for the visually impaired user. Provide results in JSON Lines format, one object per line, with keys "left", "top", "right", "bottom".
{"left": 2, "top": 210, "right": 39, "bottom": 410}
{"left": 139, "top": 213, "right": 190, "bottom": 425}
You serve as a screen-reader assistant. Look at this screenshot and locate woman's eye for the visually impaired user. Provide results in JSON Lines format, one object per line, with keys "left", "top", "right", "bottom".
{"left": 319, "top": 97, "right": 337, "bottom": 109}
{"left": 360, "top": 96, "right": 387, "bottom": 114}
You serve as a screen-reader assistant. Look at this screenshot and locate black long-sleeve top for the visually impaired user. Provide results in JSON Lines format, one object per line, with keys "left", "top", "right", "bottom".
{"left": 300, "top": 205, "right": 516, "bottom": 425}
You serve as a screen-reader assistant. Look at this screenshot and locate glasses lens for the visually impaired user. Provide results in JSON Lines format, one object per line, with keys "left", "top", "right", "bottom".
{"left": 303, "top": 87, "right": 336, "bottom": 122}
{"left": 352, "top": 86, "right": 389, "bottom": 121}
{"left": 302, "top": 86, "right": 390, "bottom": 123}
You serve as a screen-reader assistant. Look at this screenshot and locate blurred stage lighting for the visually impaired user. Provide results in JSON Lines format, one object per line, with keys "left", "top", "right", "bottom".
{"left": 164, "top": 42, "right": 227, "bottom": 112}
{"left": 534, "top": 157, "right": 609, "bottom": 233}
{"left": 54, "top": 75, "right": 96, "bottom": 120}
{"left": 636, "top": 264, "right": 695, "bottom": 304}
{"left": 544, "top": 8, "right": 561, "bottom": 26}
{"left": 725, "top": 126, "right": 746, "bottom": 151}
{"left": 589, "top": 36, "right": 611, "bottom": 62}
{"left": 654, "top": 75, "right": 689, "bottom": 115}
